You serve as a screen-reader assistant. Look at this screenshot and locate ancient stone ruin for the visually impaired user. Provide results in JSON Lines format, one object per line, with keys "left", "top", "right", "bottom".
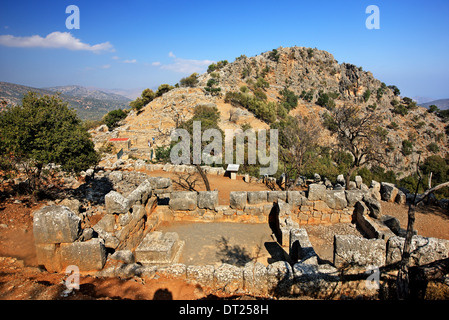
{"left": 32, "top": 167, "right": 449, "bottom": 298}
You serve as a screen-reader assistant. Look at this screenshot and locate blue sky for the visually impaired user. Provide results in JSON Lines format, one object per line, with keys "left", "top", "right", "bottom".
{"left": 0, "top": 0, "right": 448, "bottom": 100}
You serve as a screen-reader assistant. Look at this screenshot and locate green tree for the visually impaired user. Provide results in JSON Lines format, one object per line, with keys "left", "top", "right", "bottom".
{"left": 272, "top": 115, "right": 321, "bottom": 189}
{"left": 177, "top": 105, "right": 223, "bottom": 191}
{"left": 323, "top": 105, "right": 389, "bottom": 186}
{"left": 388, "top": 85, "right": 401, "bottom": 96}
{"left": 103, "top": 109, "right": 127, "bottom": 131}
{"left": 155, "top": 84, "right": 175, "bottom": 97}
{"left": 130, "top": 88, "right": 156, "bottom": 111}
{"left": 428, "top": 105, "right": 439, "bottom": 113}
{"left": 179, "top": 73, "right": 199, "bottom": 87}
{"left": 0, "top": 92, "right": 99, "bottom": 191}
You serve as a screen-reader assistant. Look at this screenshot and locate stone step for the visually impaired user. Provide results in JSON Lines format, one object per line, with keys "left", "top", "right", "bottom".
{"left": 135, "top": 231, "right": 184, "bottom": 266}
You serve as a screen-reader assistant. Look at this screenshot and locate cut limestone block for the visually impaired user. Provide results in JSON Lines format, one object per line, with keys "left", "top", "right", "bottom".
{"left": 135, "top": 231, "right": 184, "bottom": 266}
{"left": 33, "top": 205, "right": 81, "bottom": 244}
{"left": 59, "top": 238, "right": 107, "bottom": 271}
{"left": 169, "top": 192, "right": 197, "bottom": 211}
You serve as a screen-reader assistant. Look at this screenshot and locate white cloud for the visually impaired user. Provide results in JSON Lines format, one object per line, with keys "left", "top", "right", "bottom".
{"left": 101, "top": 64, "right": 111, "bottom": 69}
{"left": 151, "top": 61, "right": 161, "bottom": 66}
{"left": 158, "top": 52, "right": 214, "bottom": 74}
{"left": 112, "top": 56, "right": 120, "bottom": 60}
{"left": 123, "top": 59, "right": 137, "bottom": 64}
{"left": 0, "top": 31, "right": 114, "bottom": 53}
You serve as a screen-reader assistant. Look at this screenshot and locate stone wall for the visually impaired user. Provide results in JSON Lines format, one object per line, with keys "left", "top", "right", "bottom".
{"left": 32, "top": 174, "right": 449, "bottom": 298}
{"left": 34, "top": 178, "right": 160, "bottom": 272}
{"left": 158, "top": 182, "right": 385, "bottom": 226}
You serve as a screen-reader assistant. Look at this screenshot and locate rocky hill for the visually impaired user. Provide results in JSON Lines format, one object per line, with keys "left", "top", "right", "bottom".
{"left": 0, "top": 82, "right": 131, "bottom": 120}
{"left": 96, "top": 46, "right": 448, "bottom": 178}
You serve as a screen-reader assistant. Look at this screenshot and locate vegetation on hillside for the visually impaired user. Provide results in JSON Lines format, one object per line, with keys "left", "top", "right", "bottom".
{"left": 0, "top": 92, "right": 99, "bottom": 194}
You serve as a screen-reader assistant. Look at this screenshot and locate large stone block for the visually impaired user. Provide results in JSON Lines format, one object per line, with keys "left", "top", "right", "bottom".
{"left": 59, "top": 238, "right": 107, "bottom": 271}
{"left": 386, "top": 235, "right": 449, "bottom": 266}
{"left": 147, "top": 177, "right": 172, "bottom": 189}
{"left": 267, "top": 261, "right": 294, "bottom": 295}
{"left": 380, "top": 182, "right": 398, "bottom": 202}
{"left": 243, "top": 262, "right": 268, "bottom": 296}
{"left": 290, "top": 228, "right": 318, "bottom": 264}
{"left": 333, "top": 235, "right": 386, "bottom": 268}
{"left": 230, "top": 191, "right": 247, "bottom": 209}
{"left": 35, "top": 243, "right": 61, "bottom": 272}
{"left": 214, "top": 263, "right": 243, "bottom": 294}
{"left": 135, "top": 232, "right": 183, "bottom": 265}
{"left": 325, "top": 190, "right": 347, "bottom": 210}
{"left": 105, "top": 191, "right": 131, "bottom": 214}
{"left": 354, "top": 201, "right": 395, "bottom": 240}
{"left": 197, "top": 191, "right": 218, "bottom": 210}
{"left": 33, "top": 205, "right": 81, "bottom": 244}
{"left": 345, "top": 189, "right": 365, "bottom": 207}
{"left": 186, "top": 265, "right": 215, "bottom": 287}
{"left": 308, "top": 184, "right": 326, "bottom": 201}
{"left": 127, "top": 179, "right": 152, "bottom": 206}
{"left": 287, "top": 191, "right": 306, "bottom": 207}
{"left": 267, "top": 191, "right": 287, "bottom": 203}
{"left": 169, "top": 191, "right": 197, "bottom": 211}
{"left": 363, "top": 195, "right": 382, "bottom": 219}
{"left": 247, "top": 191, "right": 268, "bottom": 204}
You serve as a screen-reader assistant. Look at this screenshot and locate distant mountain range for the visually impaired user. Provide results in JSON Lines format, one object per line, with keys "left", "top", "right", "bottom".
{"left": 419, "top": 99, "right": 449, "bottom": 110}
{"left": 0, "top": 82, "right": 132, "bottom": 120}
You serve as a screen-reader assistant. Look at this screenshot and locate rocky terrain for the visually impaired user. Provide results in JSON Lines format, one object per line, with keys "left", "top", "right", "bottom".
{"left": 95, "top": 46, "right": 448, "bottom": 178}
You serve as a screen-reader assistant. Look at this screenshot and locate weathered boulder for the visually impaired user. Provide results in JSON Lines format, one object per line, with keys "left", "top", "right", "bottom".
{"left": 230, "top": 191, "right": 247, "bottom": 209}
{"left": 355, "top": 176, "right": 363, "bottom": 189}
{"left": 386, "top": 235, "right": 449, "bottom": 266}
{"left": 33, "top": 205, "right": 81, "bottom": 244}
{"left": 345, "top": 189, "right": 365, "bottom": 207}
{"left": 308, "top": 183, "right": 326, "bottom": 201}
{"left": 169, "top": 191, "right": 197, "bottom": 211}
{"left": 363, "top": 194, "right": 382, "bottom": 219}
{"left": 380, "top": 182, "right": 398, "bottom": 202}
{"left": 336, "top": 174, "right": 346, "bottom": 186}
{"left": 333, "top": 235, "right": 386, "bottom": 268}
{"left": 325, "top": 190, "right": 348, "bottom": 210}
{"left": 59, "top": 238, "right": 107, "bottom": 271}
{"left": 105, "top": 191, "right": 131, "bottom": 214}
{"left": 395, "top": 190, "right": 407, "bottom": 205}
{"left": 110, "top": 249, "right": 135, "bottom": 264}
{"left": 197, "top": 191, "right": 218, "bottom": 210}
